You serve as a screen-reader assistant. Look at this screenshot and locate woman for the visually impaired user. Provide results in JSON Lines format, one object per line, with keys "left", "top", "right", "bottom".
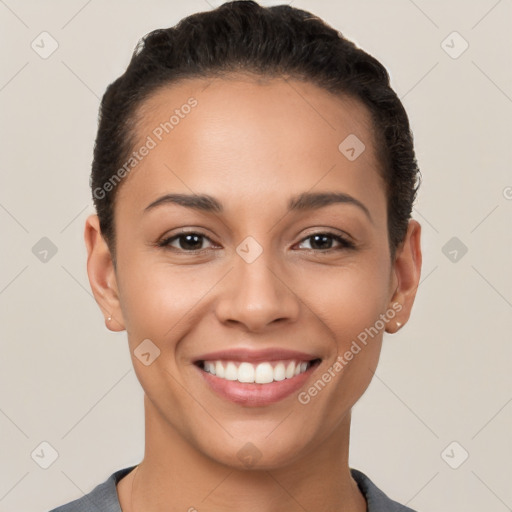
{"left": 50, "top": 1, "right": 422, "bottom": 510}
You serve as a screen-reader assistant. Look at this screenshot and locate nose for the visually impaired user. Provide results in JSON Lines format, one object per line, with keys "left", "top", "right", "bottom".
{"left": 214, "top": 250, "right": 301, "bottom": 332}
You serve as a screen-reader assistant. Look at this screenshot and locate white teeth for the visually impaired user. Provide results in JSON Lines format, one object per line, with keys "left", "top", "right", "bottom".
{"left": 273, "top": 362, "right": 286, "bottom": 381}
{"left": 255, "top": 362, "right": 274, "bottom": 384}
{"left": 204, "top": 361, "right": 216, "bottom": 375}
{"left": 285, "top": 361, "right": 295, "bottom": 378}
{"left": 225, "top": 362, "right": 238, "bottom": 381}
{"left": 238, "top": 362, "right": 255, "bottom": 383}
{"left": 215, "top": 361, "right": 225, "bottom": 378}
{"left": 201, "top": 359, "right": 315, "bottom": 384}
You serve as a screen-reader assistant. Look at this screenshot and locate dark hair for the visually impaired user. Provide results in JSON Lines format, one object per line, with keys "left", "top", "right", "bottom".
{"left": 91, "top": 0, "right": 420, "bottom": 264}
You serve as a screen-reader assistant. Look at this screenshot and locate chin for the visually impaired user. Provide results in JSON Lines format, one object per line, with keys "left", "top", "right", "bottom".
{"left": 197, "top": 431, "right": 311, "bottom": 472}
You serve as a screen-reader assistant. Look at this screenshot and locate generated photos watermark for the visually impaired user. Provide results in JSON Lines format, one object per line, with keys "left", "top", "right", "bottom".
{"left": 298, "top": 302, "right": 403, "bottom": 405}
{"left": 93, "top": 97, "right": 198, "bottom": 200}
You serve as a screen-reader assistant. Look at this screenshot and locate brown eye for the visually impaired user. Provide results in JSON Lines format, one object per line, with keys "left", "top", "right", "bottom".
{"left": 158, "top": 232, "right": 215, "bottom": 252}
{"left": 297, "top": 232, "right": 355, "bottom": 251}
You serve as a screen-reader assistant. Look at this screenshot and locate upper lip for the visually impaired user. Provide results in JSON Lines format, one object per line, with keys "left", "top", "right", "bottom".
{"left": 193, "top": 348, "right": 321, "bottom": 364}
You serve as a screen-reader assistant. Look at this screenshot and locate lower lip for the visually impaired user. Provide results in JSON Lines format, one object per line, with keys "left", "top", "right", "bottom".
{"left": 195, "top": 361, "right": 320, "bottom": 407}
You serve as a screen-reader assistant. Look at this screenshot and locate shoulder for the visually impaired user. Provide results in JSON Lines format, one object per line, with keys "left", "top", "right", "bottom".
{"left": 350, "top": 468, "right": 419, "bottom": 512}
{"left": 47, "top": 466, "right": 136, "bottom": 512}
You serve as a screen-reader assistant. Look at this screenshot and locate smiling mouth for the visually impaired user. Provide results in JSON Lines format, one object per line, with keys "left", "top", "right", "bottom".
{"left": 195, "top": 358, "right": 322, "bottom": 384}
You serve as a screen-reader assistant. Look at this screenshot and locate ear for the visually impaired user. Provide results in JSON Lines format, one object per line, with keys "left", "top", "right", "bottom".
{"left": 385, "top": 219, "right": 422, "bottom": 334}
{"left": 84, "top": 214, "right": 125, "bottom": 331}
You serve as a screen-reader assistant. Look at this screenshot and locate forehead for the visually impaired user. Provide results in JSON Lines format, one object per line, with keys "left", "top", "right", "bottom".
{"left": 116, "top": 75, "right": 386, "bottom": 217}
{"left": 135, "top": 74, "right": 378, "bottom": 154}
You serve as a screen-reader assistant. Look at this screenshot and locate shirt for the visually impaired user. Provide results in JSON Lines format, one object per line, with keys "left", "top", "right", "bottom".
{"left": 48, "top": 465, "right": 418, "bottom": 512}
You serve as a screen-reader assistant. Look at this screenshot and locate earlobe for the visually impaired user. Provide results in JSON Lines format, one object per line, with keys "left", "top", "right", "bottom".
{"left": 384, "top": 303, "right": 404, "bottom": 334}
{"left": 84, "top": 214, "right": 126, "bottom": 332}
{"left": 385, "top": 220, "right": 422, "bottom": 334}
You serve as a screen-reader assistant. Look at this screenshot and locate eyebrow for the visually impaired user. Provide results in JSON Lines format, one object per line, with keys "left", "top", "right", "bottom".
{"left": 144, "top": 191, "right": 372, "bottom": 222}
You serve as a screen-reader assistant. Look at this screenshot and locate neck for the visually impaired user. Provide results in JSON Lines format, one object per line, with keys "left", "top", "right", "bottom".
{"left": 120, "top": 396, "right": 367, "bottom": 512}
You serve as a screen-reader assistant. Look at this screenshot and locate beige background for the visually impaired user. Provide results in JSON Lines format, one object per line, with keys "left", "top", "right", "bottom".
{"left": 1, "top": 1, "right": 511, "bottom": 511}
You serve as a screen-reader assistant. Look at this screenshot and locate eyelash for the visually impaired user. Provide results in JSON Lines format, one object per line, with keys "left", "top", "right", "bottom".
{"left": 156, "top": 230, "right": 356, "bottom": 253}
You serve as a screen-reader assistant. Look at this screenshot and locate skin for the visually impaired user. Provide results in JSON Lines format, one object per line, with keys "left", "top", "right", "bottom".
{"left": 85, "top": 74, "right": 422, "bottom": 512}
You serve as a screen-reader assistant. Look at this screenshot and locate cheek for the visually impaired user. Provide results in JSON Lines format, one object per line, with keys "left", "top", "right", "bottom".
{"left": 115, "top": 258, "right": 210, "bottom": 408}
{"left": 299, "top": 261, "right": 389, "bottom": 400}
{"left": 116, "top": 253, "right": 213, "bottom": 345}
{"left": 295, "top": 266, "right": 388, "bottom": 405}
{"left": 276, "top": 264, "right": 390, "bottom": 446}
{"left": 304, "top": 262, "right": 391, "bottom": 345}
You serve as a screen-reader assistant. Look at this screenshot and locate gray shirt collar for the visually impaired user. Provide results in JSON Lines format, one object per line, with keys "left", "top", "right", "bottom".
{"left": 49, "top": 465, "right": 418, "bottom": 512}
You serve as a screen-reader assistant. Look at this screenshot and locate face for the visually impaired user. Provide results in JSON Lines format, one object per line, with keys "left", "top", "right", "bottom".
{"left": 86, "top": 75, "right": 421, "bottom": 470}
